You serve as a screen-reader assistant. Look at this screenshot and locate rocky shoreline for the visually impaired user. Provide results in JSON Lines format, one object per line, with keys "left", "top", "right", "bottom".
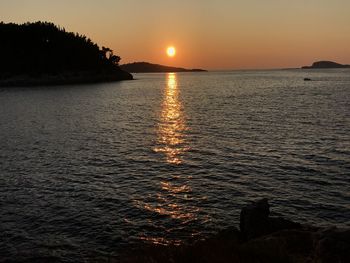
{"left": 120, "top": 199, "right": 349, "bottom": 263}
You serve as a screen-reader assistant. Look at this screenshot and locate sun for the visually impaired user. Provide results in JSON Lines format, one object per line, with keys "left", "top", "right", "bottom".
{"left": 166, "top": 46, "right": 176, "bottom": 57}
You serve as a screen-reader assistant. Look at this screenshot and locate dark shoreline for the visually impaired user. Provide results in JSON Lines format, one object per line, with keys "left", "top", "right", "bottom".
{"left": 118, "top": 199, "right": 349, "bottom": 263}
{"left": 0, "top": 70, "right": 133, "bottom": 87}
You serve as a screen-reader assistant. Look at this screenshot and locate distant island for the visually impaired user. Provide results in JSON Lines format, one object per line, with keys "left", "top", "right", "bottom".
{"left": 302, "top": 61, "right": 350, "bottom": 69}
{"left": 120, "top": 62, "right": 207, "bottom": 73}
{"left": 0, "top": 22, "right": 132, "bottom": 87}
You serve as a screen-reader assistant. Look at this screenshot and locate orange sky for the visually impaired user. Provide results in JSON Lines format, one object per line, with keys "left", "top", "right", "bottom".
{"left": 1, "top": 0, "right": 350, "bottom": 69}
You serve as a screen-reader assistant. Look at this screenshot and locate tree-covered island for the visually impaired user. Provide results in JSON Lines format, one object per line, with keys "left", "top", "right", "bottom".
{"left": 0, "top": 21, "right": 133, "bottom": 86}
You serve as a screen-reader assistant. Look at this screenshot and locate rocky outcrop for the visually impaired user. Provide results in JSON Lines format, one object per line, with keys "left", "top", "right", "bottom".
{"left": 314, "top": 227, "right": 350, "bottom": 263}
{"left": 240, "top": 198, "right": 302, "bottom": 240}
{"left": 120, "top": 199, "right": 350, "bottom": 263}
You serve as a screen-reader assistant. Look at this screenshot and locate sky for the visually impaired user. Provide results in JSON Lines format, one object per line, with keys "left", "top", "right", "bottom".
{"left": 1, "top": 0, "right": 350, "bottom": 69}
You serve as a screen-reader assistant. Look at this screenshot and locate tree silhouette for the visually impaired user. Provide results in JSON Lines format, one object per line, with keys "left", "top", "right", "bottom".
{"left": 110, "top": 55, "right": 121, "bottom": 65}
{"left": 0, "top": 21, "right": 124, "bottom": 77}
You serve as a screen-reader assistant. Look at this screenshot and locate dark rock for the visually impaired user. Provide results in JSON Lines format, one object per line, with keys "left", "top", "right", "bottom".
{"left": 240, "top": 199, "right": 301, "bottom": 240}
{"left": 241, "top": 229, "right": 315, "bottom": 263}
{"left": 240, "top": 198, "right": 271, "bottom": 240}
{"left": 216, "top": 226, "right": 241, "bottom": 241}
{"left": 268, "top": 217, "right": 302, "bottom": 233}
{"left": 314, "top": 227, "right": 350, "bottom": 263}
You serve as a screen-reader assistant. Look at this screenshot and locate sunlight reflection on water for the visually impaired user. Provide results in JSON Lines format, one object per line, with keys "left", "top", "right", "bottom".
{"left": 153, "top": 73, "right": 189, "bottom": 164}
{"left": 137, "top": 73, "right": 200, "bottom": 245}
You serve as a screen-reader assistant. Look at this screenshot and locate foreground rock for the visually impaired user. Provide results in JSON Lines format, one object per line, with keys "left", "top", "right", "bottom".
{"left": 240, "top": 198, "right": 302, "bottom": 240}
{"left": 119, "top": 199, "right": 350, "bottom": 263}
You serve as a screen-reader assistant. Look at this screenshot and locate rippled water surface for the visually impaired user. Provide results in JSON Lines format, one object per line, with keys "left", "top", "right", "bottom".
{"left": 1, "top": 70, "right": 350, "bottom": 261}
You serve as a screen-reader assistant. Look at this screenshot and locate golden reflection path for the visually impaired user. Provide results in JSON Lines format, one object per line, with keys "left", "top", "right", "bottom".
{"left": 133, "top": 73, "right": 205, "bottom": 245}
{"left": 153, "top": 73, "right": 189, "bottom": 164}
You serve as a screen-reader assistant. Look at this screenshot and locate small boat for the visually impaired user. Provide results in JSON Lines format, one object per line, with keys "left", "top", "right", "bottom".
{"left": 304, "top": 78, "right": 312, "bottom": 81}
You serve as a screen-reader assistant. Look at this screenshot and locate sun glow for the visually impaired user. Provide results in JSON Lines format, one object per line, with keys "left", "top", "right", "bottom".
{"left": 166, "top": 46, "right": 176, "bottom": 57}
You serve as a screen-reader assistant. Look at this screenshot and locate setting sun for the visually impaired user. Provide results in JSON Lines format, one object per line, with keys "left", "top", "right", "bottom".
{"left": 166, "top": 46, "right": 176, "bottom": 57}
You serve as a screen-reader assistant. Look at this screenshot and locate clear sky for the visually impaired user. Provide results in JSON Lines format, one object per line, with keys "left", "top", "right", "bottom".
{"left": 1, "top": 0, "right": 350, "bottom": 69}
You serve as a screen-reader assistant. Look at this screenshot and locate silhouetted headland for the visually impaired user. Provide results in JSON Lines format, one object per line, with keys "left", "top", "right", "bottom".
{"left": 0, "top": 22, "right": 133, "bottom": 87}
{"left": 120, "top": 199, "right": 350, "bottom": 263}
{"left": 302, "top": 61, "right": 350, "bottom": 69}
{"left": 120, "top": 62, "right": 207, "bottom": 73}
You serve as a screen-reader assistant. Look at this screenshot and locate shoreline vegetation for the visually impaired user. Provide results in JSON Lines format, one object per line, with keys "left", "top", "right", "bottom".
{"left": 120, "top": 62, "right": 207, "bottom": 73}
{"left": 0, "top": 21, "right": 133, "bottom": 87}
{"left": 119, "top": 199, "right": 349, "bottom": 263}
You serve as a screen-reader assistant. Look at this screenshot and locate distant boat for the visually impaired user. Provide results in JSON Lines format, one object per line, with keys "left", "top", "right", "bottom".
{"left": 304, "top": 78, "right": 312, "bottom": 81}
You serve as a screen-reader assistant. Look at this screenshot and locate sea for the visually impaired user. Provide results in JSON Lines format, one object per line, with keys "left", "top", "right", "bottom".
{"left": 1, "top": 69, "right": 349, "bottom": 262}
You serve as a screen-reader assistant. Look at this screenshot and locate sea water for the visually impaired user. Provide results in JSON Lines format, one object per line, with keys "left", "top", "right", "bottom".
{"left": 1, "top": 69, "right": 349, "bottom": 261}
